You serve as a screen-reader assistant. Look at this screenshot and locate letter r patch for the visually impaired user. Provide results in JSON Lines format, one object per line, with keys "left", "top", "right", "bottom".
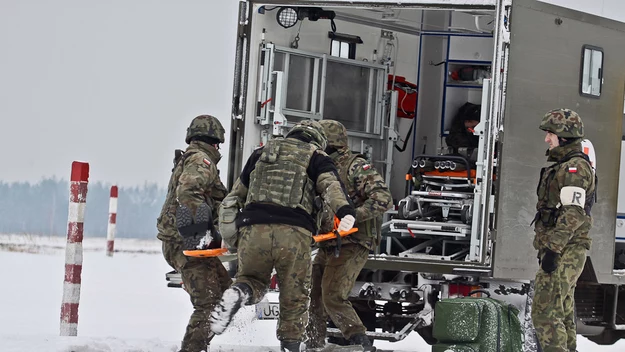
{"left": 560, "top": 186, "right": 586, "bottom": 208}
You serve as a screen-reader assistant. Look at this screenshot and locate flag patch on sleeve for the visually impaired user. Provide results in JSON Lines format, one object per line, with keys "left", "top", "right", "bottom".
{"left": 568, "top": 167, "right": 577, "bottom": 173}
{"left": 203, "top": 158, "right": 211, "bottom": 166}
{"left": 363, "top": 164, "right": 371, "bottom": 171}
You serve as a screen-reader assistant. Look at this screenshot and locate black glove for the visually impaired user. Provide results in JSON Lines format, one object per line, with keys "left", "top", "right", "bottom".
{"left": 540, "top": 249, "right": 559, "bottom": 274}
{"left": 177, "top": 203, "right": 220, "bottom": 250}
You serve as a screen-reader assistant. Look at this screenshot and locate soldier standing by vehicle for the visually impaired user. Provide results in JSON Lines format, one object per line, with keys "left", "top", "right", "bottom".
{"left": 209, "top": 120, "right": 356, "bottom": 352}
{"left": 531, "top": 109, "right": 596, "bottom": 352}
{"left": 304, "top": 120, "right": 392, "bottom": 352}
{"left": 157, "top": 115, "right": 232, "bottom": 352}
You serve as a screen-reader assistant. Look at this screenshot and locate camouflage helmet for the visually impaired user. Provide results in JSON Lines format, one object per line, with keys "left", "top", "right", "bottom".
{"left": 539, "top": 109, "right": 584, "bottom": 138}
{"left": 286, "top": 120, "right": 327, "bottom": 150}
{"left": 319, "top": 120, "right": 348, "bottom": 149}
{"left": 185, "top": 115, "right": 225, "bottom": 144}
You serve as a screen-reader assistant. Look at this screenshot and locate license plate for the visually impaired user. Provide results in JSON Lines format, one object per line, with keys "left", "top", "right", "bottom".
{"left": 255, "top": 301, "right": 280, "bottom": 320}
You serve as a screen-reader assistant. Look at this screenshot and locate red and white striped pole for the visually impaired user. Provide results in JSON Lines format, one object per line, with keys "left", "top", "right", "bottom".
{"left": 60, "top": 161, "right": 89, "bottom": 336}
{"left": 106, "top": 185, "right": 118, "bottom": 257}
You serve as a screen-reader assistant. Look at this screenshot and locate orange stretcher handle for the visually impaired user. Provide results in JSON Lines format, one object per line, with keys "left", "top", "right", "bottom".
{"left": 183, "top": 247, "right": 228, "bottom": 257}
{"left": 312, "top": 217, "right": 358, "bottom": 243}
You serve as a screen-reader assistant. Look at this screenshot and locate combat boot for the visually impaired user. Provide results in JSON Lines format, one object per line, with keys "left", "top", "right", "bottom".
{"left": 280, "top": 340, "right": 301, "bottom": 352}
{"left": 349, "top": 333, "right": 376, "bottom": 351}
{"left": 209, "top": 282, "right": 252, "bottom": 334}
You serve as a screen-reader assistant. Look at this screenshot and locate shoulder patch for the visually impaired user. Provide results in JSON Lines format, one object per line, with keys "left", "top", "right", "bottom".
{"left": 362, "top": 164, "right": 371, "bottom": 171}
{"left": 203, "top": 158, "right": 211, "bottom": 166}
{"left": 568, "top": 167, "right": 577, "bottom": 173}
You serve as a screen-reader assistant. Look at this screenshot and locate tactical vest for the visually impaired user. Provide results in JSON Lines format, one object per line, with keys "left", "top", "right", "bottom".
{"left": 246, "top": 138, "right": 317, "bottom": 214}
{"left": 532, "top": 151, "right": 597, "bottom": 228}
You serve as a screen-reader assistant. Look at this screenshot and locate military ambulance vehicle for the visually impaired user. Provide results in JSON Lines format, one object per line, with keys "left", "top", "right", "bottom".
{"left": 171, "top": 0, "right": 625, "bottom": 349}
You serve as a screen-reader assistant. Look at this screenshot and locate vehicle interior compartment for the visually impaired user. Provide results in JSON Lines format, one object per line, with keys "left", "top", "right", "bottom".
{"left": 251, "top": 3, "right": 498, "bottom": 266}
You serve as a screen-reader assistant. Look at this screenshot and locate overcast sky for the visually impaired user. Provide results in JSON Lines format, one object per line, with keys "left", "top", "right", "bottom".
{"left": 0, "top": 0, "right": 239, "bottom": 187}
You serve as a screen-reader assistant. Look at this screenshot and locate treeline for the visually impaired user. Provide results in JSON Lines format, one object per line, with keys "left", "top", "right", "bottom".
{"left": 0, "top": 178, "right": 166, "bottom": 239}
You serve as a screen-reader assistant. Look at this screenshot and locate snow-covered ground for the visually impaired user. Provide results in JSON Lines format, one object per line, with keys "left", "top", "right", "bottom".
{"left": 0, "top": 235, "right": 623, "bottom": 351}
{"left": 0, "top": 234, "right": 162, "bottom": 254}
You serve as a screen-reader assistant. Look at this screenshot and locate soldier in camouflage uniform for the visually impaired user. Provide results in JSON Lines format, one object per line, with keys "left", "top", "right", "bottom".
{"left": 209, "top": 120, "right": 356, "bottom": 352}
{"left": 305, "top": 120, "right": 392, "bottom": 352}
{"left": 157, "top": 115, "right": 232, "bottom": 352}
{"left": 531, "top": 109, "right": 596, "bottom": 352}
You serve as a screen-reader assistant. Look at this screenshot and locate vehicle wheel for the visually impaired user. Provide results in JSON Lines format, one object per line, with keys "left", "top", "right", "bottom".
{"left": 397, "top": 199, "right": 409, "bottom": 220}
{"left": 460, "top": 205, "right": 472, "bottom": 224}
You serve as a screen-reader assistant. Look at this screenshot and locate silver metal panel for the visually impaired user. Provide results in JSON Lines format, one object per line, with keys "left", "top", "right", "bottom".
{"left": 493, "top": 0, "right": 625, "bottom": 283}
{"left": 227, "top": 1, "right": 252, "bottom": 189}
{"left": 320, "top": 54, "right": 328, "bottom": 117}
{"left": 374, "top": 69, "right": 386, "bottom": 135}
{"left": 385, "top": 91, "right": 399, "bottom": 183}
{"left": 469, "top": 79, "right": 492, "bottom": 262}
{"left": 311, "top": 57, "right": 320, "bottom": 113}
{"left": 366, "top": 69, "right": 374, "bottom": 133}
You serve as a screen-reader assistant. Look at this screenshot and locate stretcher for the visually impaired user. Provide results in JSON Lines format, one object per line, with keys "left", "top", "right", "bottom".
{"left": 183, "top": 247, "right": 228, "bottom": 257}
{"left": 384, "top": 154, "right": 478, "bottom": 260}
{"left": 313, "top": 216, "right": 359, "bottom": 258}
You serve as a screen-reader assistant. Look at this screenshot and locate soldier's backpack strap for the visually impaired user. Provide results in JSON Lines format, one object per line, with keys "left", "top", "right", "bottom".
{"left": 173, "top": 150, "right": 197, "bottom": 171}
{"left": 172, "top": 149, "right": 184, "bottom": 172}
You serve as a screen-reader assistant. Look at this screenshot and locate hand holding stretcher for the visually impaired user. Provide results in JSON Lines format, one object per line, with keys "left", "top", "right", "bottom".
{"left": 183, "top": 216, "right": 358, "bottom": 258}
{"left": 312, "top": 216, "right": 358, "bottom": 257}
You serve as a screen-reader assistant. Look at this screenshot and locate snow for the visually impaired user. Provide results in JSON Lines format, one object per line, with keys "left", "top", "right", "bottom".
{"left": 0, "top": 235, "right": 624, "bottom": 351}
{"left": 0, "top": 234, "right": 162, "bottom": 254}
